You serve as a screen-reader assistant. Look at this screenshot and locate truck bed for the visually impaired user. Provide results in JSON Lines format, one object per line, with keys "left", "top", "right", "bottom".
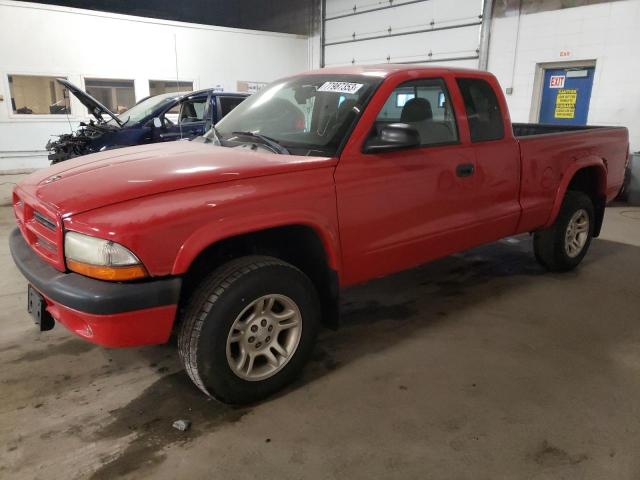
{"left": 513, "top": 122, "right": 611, "bottom": 137}
{"left": 513, "top": 122, "right": 628, "bottom": 234}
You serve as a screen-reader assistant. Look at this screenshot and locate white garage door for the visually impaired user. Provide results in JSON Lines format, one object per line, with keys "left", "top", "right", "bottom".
{"left": 323, "top": 0, "right": 484, "bottom": 68}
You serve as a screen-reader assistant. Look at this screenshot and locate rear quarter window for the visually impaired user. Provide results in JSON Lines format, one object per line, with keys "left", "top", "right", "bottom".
{"left": 219, "top": 96, "right": 246, "bottom": 117}
{"left": 456, "top": 78, "right": 504, "bottom": 142}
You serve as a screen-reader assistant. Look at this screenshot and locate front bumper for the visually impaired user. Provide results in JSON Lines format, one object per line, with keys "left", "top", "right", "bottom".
{"left": 9, "top": 228, "right": 181, "bottom": 347}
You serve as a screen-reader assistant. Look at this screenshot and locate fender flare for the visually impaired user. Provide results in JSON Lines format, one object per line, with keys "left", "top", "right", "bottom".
{"left": 543, "top": 156, "right": 607, "bottom": 230}
{"left": 170, "top": 214, "right": 342, "bottom": 277}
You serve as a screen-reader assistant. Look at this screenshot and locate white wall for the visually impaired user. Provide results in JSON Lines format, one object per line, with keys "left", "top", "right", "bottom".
{"left": 487, "top": 0, "right": 640, "bottom": 151}
{"left": 322, "top": 0, "right": 483, "bottom": 68}
{"left": 0, "top": 0, "right": 311, "bottom": 172}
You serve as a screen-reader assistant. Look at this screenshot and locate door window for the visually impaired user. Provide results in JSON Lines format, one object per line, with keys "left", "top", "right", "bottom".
{"left": 375, "top": 78, "right": 458, "bottom": 146}
{"left": 178, "top": 98, "right": 207, "bottom": 124}
{"left": 456, "top": 78, "right": 504, "bottom": 142}
{"left": 218, "top": 96, "right": 246, "bottom": 118}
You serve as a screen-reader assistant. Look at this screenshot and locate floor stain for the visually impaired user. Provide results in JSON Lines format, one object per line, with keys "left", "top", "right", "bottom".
{"left": 90, "top": 372, "right": 248, "bottom": 479}
{"left": 532, "top": 440, "right": 589, "bottom": 467}
{"left": 9, "top": 339, "right": 96, "bottom": 364}
{"left": 341, "top": 300, "right": 417, "bottom": 325}
{"left": 312, "top": 347, "right": 340, "bottom": 371}
{"left": 0, "top": 343, "right": 19, "bottom": 354}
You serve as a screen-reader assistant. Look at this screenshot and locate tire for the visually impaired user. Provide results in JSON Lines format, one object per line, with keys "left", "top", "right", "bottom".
{"left": 178, "top": 255, "right": 320, "bottom": 404}
{"left": 533, "top": 191, "right": 595, "bottom": 272}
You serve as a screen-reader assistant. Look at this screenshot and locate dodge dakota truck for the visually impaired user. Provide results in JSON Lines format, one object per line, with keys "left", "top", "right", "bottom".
{"left": 10, "top": 65, "right": 629, "bottom": 404}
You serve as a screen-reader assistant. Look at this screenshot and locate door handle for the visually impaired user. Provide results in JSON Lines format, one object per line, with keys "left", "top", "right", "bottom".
{"left": 456, "top": 163, "right": 475, "bottom": 177}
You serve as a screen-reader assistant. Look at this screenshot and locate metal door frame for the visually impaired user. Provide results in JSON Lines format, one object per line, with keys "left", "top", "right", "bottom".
{"left": 529, "top": 59, "right": 596, "bottom": 123}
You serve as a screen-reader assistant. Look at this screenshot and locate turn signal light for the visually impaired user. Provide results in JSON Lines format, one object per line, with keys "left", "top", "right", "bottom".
{"left": 66, "top": 259, "right": 148, "bottom": 281}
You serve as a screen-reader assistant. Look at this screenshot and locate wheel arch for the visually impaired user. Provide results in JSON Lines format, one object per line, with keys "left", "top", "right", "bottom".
{"left": 544, "top": 158, "right": 608, "bottom": 237}
{"left": 174, "top": 222, "right": 341, "bottom": 329}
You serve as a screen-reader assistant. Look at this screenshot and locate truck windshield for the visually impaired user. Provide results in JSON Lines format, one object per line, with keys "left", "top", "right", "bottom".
{"left": 207, "top": 75, "right": 381, "bottom": 156}
{"left": 107, "top": 92, "right": 186, "bottom": 126}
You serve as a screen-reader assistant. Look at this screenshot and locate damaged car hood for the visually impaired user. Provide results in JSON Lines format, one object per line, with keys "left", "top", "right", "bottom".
{"left": 17, "top": 141, "right": 336, "bottom": 216}
{"left": 56, "top": 78, "right": 123, "bottom": 126}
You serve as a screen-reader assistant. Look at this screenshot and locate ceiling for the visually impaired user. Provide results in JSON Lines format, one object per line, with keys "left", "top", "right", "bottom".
{"left": 21, "top": 0, "right": 319, "bottom": 35}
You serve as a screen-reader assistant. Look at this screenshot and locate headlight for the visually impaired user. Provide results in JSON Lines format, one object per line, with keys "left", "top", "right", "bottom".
{"left": 64, "top": 231, "right": 147, "bottom": 281}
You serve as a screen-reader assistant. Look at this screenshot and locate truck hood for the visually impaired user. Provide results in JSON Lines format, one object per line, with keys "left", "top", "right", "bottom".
{"left": 18, "top": 141, "right": 336, "bottom": 216}
{"left": 56, "top": 78, "right": 123, "bottom": 126}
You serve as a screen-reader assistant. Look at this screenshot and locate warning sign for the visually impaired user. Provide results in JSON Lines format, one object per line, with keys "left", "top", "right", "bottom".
{"left": 554, "top": 89, "right": 577, "bottom": 119}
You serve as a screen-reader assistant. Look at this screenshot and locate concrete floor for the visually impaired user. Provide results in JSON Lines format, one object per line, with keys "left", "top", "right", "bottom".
{"left": 0, "top": 174, "right": 26, "bottom": 207}
{"left": 1, "top": 205, "right": 640, "bottom": 480}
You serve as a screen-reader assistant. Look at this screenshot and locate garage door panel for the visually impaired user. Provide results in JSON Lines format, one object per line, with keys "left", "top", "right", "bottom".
{"left": 415, "top": 57, "right": 480, "bottom": 69}
{"left": 323, "top": 0, "right": 483, "bottom": 69}
{"left": 430, "top": 0, "right": 483, "bottom": 21}
{"left": 324, "top": 24, "right": 480, "bottom": 66}
{"left": 325, "top": 0, "right": 424, "bottom": 19}
{"left": 325, "top": 0, "right": 482, "bottom": 20}
{"left": 325, "top": 0, "right": 482, "bottom": 44}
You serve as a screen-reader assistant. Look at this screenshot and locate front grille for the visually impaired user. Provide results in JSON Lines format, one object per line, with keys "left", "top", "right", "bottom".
{"left": 13, "top": 190, "right": 65, "bottom": 271}
{"left": 34, "top": 211, "right": 56, "bottom": 231}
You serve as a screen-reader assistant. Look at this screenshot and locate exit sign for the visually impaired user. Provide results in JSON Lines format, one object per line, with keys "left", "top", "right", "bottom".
{"left": 560, "top": 50, "right": 571, "bottom": 57}
{"left": 549, "top": 75, "right": 565, "bottom": 88}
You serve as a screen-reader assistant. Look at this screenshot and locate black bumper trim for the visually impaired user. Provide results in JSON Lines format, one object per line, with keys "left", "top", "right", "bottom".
{"left": 9, "top": 228, "right": 182, "bottom": 315}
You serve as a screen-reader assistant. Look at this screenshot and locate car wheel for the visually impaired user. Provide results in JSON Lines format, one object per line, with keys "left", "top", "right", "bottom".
{"left": 178, "top": 255, "right": 320, "bottom": 404}
{"left": 533, "top": 191, "right": 595, "bottom": 272}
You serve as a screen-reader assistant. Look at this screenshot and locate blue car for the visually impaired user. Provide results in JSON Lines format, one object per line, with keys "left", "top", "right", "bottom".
{"left": 47, "top": 79, "right": 249, "bottom": 163}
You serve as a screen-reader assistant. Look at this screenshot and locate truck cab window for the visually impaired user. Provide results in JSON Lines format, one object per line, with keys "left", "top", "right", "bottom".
{"left": 375, "top": 78, "right": 458, "bottom": 146}
{"left": 211, "top": 74, "right": 380, "bottom": 156}
{"left": 456, "top": 78, "right": 504, "bottom": 142}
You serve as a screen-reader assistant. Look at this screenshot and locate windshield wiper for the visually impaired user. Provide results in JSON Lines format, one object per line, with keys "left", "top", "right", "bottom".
{"left": 203, "top": 125, "right": 221, "bottom": 145}
{"left": 232, "top": 131, "right": 290, "bottom": 155}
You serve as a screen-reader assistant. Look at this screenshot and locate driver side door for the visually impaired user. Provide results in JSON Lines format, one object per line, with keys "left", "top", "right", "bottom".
{"left": 335, "top": 75, "right": 478, "bottom": 285}
{"left": 158, "top": 95, "right": 209, "bottom": 142}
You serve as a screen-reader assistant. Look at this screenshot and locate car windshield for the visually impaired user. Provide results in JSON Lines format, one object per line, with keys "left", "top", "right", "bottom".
{"left": 107, "top": 92, "right": 186, "bottom": 126}
{"left": 206, "top": 74, "right": 381, "bottom": 156}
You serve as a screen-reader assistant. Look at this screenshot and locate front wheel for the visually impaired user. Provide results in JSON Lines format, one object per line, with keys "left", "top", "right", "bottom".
{"left": 533, "top": 191, "right": 595, "bottom": 272}
{"left": 178, "top": 256, "right": 320, "bottom": 404}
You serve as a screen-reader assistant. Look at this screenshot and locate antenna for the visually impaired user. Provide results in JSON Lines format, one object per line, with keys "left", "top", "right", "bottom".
{"left": 174, "top": 33, "right": 184, "bottom": 140}
{"left": 62, "top": 88, "right": 73, "bottom": 134}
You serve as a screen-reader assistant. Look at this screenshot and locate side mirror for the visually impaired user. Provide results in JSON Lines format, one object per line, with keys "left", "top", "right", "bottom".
{"left": 152, "top": 117, "right": 162, "bottom": 129}
{"left": 363, "top": 123, "right": 420, "bottom": 153}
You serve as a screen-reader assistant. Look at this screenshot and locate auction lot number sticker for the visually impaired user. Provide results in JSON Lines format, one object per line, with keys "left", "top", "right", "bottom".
{"left": 318, "top": 82, "right": 364, "bottom": 94}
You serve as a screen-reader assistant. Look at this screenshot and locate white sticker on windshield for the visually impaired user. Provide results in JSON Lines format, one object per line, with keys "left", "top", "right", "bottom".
{"left": 318, "top": 82, "right": 364, "bottom": 94}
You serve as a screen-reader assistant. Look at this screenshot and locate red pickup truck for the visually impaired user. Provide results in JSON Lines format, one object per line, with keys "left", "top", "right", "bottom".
{"left": 10, "top": 65, "right": 628, "bottom": 404}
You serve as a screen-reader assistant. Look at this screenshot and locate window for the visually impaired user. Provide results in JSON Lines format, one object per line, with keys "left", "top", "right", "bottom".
{"left": 85, "top": 78, "right": 135, "bottom": 114}
{"left": 456, "top": 78, "right": 504, "bottom": 142}
{"left": 211, "top": 74, "right": 380, "bottom": 156}
{"left": 218, "top": 96, "right": 245, "bottom": 118}
{"left": 178, "top": 98, "right": 207, "bottom": 124}
{"left": 8, "top": 75, "right": 70, "bottom": 115}
{"left": 375, "top": 78, "right": 458, "bottom": 146}
{"left": 396, "top": 92, "right": 415, "bottom": 108}
{"left": 111, "top": 92, "right": 180, "bottom": 125}
{"left": 149, "top": 80, "right": 193, "bottom": 96}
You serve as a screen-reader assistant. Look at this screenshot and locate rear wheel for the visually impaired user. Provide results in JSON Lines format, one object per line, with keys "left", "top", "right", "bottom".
{"left": 534, "top": 191, "right": 595, "bottom": 272}
{"left": 178, "top": 256, "right": 320, "bottom": 404}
